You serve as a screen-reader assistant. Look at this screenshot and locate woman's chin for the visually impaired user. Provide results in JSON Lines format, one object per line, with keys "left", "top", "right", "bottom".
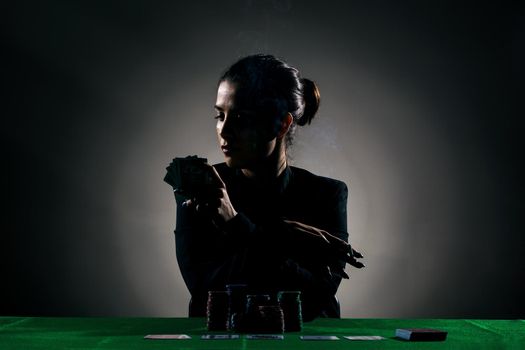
{"left": 224, "top": 156, "right": 243, "bottom": 168}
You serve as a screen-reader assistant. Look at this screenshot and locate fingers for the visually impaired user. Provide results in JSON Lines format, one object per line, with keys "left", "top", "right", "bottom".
{"left": 197, "top": 187, "right": 223, "bottom": 200}
{"left": 334, "top": 268, "right": 350, "bottom": 279}
{"left": 326, "top": 266, "right": 350, "bottom": 280}
{"left": 347, "top": 246, "right": 365, "bottom": 268}
{"left": 294, "top": 225, "right": 330, "bottom": 244}
{"left": 195, "top": 195, "right": 223, "bottom": 211}
{"left": 206, "top": 164, "right": 226, "bottom": 188}
{"left": 352, "top": 248, "right": 364, "bottom": 259}
{"left": 323, "top": 233, "right": 352, "bottom": 254}
{"left": 283, "top": 220, "right": 330, "bottom": 242}
{"left": 265, "top": 218, "right": 367, "bottom": 272}
{"left": 330, "top": 242, "right": 364, "bottom": 269}
{"left": 196, "top": 202, "right": 213, "bottom": 214}
{"left": 346, "top": 254, "right": 365, "bottom": 269}
{"left": 181, "top": 198, "right": 194, "bottom": 208}
{"left": 349, "top": 260, "right": 365, "bottom": 269}
{"left": 182, "top": 195, "right": 220, "bottom": 213}
{"left": 283, "top": 220, "right": 364, "bottom": 267}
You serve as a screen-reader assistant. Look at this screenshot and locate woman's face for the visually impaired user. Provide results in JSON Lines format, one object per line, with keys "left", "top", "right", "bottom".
{"left": 215, "top": 80, "right": 278, "bottom": 169}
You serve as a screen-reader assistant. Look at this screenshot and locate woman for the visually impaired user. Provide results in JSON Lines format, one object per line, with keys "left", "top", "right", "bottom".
{"left": 168, "top": 54, "right": 364, "bottom": 321}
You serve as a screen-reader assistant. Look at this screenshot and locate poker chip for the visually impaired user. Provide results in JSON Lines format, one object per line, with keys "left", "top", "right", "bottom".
{"left": 243, "top": 294, "right": 272, "bottom": 332}
{"left": 277, "top": 291, "right": 303, "bottom": 332}
{"left": 256, "top": 305, "right": 285, "bottom": 334}
{"left": 206, "top": 291, "right": 229, "bottom": 331}
{"left": 225, "top": 284, "right": 248, "bottom": 332}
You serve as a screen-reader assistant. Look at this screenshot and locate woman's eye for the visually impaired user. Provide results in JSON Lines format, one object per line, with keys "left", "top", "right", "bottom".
{"left": 214, "top": 113, "right": 224, "bottom": 121}
{"left": 237, "top": 112, "right": 257, "bottom": 123}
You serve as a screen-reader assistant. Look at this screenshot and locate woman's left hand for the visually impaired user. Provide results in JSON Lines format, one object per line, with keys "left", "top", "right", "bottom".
{"left": 281, "top": 219, "right": 365, "bottom": 277}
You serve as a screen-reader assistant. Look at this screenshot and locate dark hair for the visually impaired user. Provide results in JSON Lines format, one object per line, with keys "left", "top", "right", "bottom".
{"left": 219, "top": 54, "right": 320, "bottom": 147}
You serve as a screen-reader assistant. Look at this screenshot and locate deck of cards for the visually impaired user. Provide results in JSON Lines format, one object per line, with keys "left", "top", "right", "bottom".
{"left": 164, "top": 156, "right": 213, "bottom": 199}
{"left": 395, "top": 328, "right": 448, "bottom": 341}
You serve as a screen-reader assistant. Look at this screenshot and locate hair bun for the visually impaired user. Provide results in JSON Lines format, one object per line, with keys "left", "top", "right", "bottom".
{"left": 298, "top": 78, "right": 320, "bottom": 126}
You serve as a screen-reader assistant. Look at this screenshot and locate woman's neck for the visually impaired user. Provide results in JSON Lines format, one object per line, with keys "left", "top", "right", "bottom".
{"left": 241, "top": 144, "right": 287, "bottom": 180}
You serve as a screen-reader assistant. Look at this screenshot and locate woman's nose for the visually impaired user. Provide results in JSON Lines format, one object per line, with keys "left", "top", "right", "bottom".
{"left": 219, "top": 116, "right": 235, "bottom": 139}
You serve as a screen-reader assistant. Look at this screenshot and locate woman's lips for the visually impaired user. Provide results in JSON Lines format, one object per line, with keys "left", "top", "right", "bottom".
{"left": 221, "top": 145, "right": 238, "bottom": 155}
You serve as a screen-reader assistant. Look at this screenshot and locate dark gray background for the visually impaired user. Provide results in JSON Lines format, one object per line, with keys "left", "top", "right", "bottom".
{"left": 3, "top": 0, "right": 524, "bottom": 318}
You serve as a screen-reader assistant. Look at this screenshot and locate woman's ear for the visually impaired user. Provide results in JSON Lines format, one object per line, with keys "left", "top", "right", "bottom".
{"left": 277, "top": 113, "right": 293, "bottom": 139}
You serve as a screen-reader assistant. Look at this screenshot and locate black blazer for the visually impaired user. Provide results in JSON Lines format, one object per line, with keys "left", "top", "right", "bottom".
{"left": 174, "top": 163, "right": 349, "bottom": 321}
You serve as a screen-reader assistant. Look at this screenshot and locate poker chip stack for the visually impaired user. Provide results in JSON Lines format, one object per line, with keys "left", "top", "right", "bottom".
{"left": 277, "top": 291, "right": 303, "bottom": 332}
{"left": 206, "top": 291, "right": 229, "bottom": 331}
{"left": 257, "top": 305, "right": 285, "bottom": 334}
{"left": 208, "top": 287, "right": 298, "bottom": 334}
{"left": 244, "top": 294, "right": 271, "bottom": 332}
{"left": 225, "top": 284, "right": 248, "bottom": 332}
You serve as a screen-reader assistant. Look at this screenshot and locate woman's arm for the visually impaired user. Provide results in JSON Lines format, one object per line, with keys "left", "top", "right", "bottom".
{"left": 217, "top": 180, "right": 357, "bottom": 320}
{"left": 174, "top": 172, "right": 362, "bottom": 320}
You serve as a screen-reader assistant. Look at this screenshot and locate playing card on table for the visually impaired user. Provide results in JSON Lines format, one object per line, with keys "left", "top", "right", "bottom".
{"left": 300, "top": 335, "right": 340, "bottom": 340}
{"left": 144, "top": 334, "right": 191, "bottom": 340}
{"left": 201, "top": 334, "right": 240, "bottom": 340}
{"left": 246, "top": 334, "right": 284, "bottom": 340}
{"left": 344, "top": 335, "right": 385, "bottom": 341}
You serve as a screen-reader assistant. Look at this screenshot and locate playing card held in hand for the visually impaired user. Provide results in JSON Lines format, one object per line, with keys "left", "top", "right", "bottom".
{"left": 164, "top": 156, "right": 213, "bottom": 199}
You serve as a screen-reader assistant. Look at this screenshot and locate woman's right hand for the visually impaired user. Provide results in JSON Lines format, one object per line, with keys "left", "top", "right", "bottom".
{"left": 181, "top": 164, "right": 238, "bottom": 225}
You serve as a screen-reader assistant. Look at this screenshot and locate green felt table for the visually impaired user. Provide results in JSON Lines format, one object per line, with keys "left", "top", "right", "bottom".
{"left": 1, "top": 317, "right": 523, "bottom": 349}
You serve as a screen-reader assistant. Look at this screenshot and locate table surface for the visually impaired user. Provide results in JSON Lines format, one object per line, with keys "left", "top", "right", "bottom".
{"left": 1, "top": 317, "right": 524, "bottom": 349}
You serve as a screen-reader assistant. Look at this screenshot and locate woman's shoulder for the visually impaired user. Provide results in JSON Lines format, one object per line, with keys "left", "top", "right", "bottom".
{"left": 289, "top": 166, "right": 348, "bottom": 194}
